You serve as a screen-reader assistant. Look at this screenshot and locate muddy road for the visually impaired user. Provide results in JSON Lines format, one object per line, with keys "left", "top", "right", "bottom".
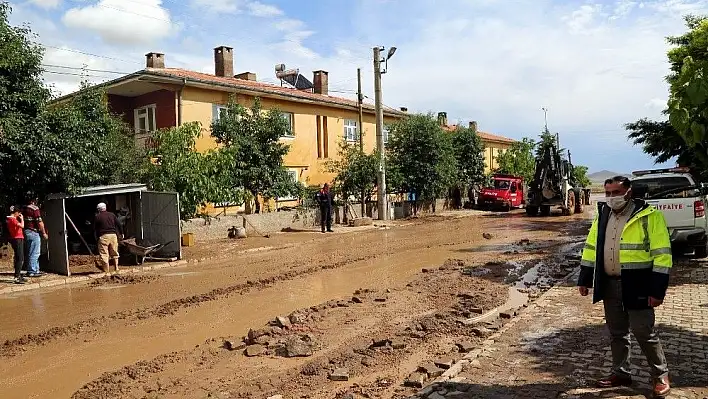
{"left": 0, "top": 210, "right": 590, "bottom": 398}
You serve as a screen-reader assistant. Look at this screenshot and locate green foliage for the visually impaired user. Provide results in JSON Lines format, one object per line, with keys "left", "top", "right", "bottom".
{"left": 450, "top": 125, "right": 486, "bottom": 188}
{"left": 326, "top": 141, "right": 378, "bottom": 204}
{"left": 0, "top": 2, "right": 49, "bottom": 120}
{"left": 572, "top": 165, "right": 591, "bottom": 188}
{"left": 386, "top": 113, "right": 458, "bottom": 203}
{"left": 624, "top": 118, "right": 702, "bottom": 176}
{"left": 210, "top": 97, "right": 300, "bottom": 213}
{"left": 144, "top": 122, "right": 238, "bottom": 219}
{"left": 665, "top": 16, "right": 708, "bottom": 169}
{"left": 495, "top": 137, "right": 537, "bottom": 183}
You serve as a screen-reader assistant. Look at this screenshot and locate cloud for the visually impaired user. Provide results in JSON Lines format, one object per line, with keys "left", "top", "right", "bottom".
{"left": 62, "top": 0, "right": 176, "bottom": 45}
{"left": 190, "top": 0, "right": 282, "bottom": 16}
{"left": 247, "top": 1, "right": 283, "bottom": 17}
{"left": 27, "top": 0, "right": 61, "bottom": 9}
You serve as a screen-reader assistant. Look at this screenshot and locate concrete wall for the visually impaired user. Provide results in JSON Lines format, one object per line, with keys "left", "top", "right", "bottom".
{"left": 484, "top": 142, "right": 512, "bottom": 173}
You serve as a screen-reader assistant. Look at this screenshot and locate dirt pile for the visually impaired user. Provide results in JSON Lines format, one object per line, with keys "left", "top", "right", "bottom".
{"left": 72, "top": 265, "right": 511, "bottom": 399}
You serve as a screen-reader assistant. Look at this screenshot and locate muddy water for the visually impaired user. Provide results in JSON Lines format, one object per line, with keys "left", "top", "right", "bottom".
{"left": 0, "top": 241, "right": 458, "bottom": 398}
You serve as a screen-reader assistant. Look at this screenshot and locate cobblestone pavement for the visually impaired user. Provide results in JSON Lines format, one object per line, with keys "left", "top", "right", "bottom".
{"left": 408, "top": 262, "right": 708, "bottom": 399}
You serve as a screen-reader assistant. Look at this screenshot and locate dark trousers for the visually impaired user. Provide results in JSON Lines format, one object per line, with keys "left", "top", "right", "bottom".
{"left": 10, "top": 238, "right": 24, "bottom": 279}
{"left": 603, "top": 278, "right": 669, "bottom": 379}
{"left": 320, "top": 207, "right": 332, "bottom": 232}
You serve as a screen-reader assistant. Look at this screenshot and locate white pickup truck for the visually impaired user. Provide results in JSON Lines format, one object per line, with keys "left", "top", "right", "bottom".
{"left": 631, "top": 167, "right": 708, "bottom": 258}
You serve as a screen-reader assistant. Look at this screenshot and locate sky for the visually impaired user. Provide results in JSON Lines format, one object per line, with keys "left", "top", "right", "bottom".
{"left": 7, "top": 0, "right": 708, "bottom": 174}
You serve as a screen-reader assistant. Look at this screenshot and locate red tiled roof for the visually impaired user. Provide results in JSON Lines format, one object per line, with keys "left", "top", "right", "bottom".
{"left": 443, "top": 124, "right": 516, "bottom": 144}
{"left": 142, "top": 68, "right": 404, "bottom": 116}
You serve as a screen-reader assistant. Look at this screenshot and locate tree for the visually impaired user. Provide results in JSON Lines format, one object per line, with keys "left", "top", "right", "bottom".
{"left": 210, "top": 97, "right": 300, "bottom": 213}
{"left": 387, "top": 113, "right": 457, "bottom": 213}
{"left": 495, "top": 138, "right": 537, "bottom": 183}
{"left": 145, "top": 122, "right": 237, "bottom": 219}
{"left": 663, "top": 16, "right": 708, "bottom": 169}
{"left": 326, "top": 141, "right": 378, "bottom": 211}
{"left": 572, "top": 165, "right": 591, "bottom": 188}
{"left": 0, "top": 3, "right": 142, "bottom": 208}
{"left": 450, "top": 125, "right": 486, "bottom": 188}
{"left": 0, "top": 2, "right": 49, "bottom": 121}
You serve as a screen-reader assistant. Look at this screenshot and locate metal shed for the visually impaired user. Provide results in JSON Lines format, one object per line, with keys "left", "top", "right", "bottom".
{"left": 43, "top": 184, "right": 181, "bottom": 276}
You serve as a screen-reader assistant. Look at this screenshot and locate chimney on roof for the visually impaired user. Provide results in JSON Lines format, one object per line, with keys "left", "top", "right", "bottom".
{"left": 400, "top": 107, "right": 408, "bottom": 112}
{"left": 146, "top": 52, "right": 165, "bottom": 68}
{"left": 234, "top": 72, "right": 257, "bottom": 81}
{"left": 437, "top": 112, "right": 448, "bottom": 127}
{"left": 469, "top": 121, "right": 478, "bottom": 132}
{"left": 313, "top": 70, "right": 328, "bottom": 95}
{"left": 214, "top": 46, "right": 234, "bottom": 77}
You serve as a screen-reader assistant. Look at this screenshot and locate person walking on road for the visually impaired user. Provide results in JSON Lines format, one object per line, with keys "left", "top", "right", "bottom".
{"left": 94, "top": 202, "right": 123, "bottom": 272}
{"left": 315, "top": 183, "right": 334, "bottom": 233}
{"left": 578, "top": 176, "right": 672, "bottom": 397}
{"left": 23, "top": 195, "right": 48, "bottom": 278}
{"left": 6, "top": 206, "right": 27, "bottom": 284}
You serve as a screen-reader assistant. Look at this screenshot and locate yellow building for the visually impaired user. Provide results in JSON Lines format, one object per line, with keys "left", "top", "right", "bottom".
{"left": 438, "top": 112, "right": 516, "bottom": 173}
{"left": 54, "top": 46, "right": 404, "bottom": 203}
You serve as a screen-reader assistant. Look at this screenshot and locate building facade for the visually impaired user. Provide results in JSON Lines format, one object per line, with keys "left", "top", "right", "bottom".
{"left": 55, "top": 46, "right": 404, "bottom": 203}
{"left": 438, "top": 112, "right": 516, "bottom": 173}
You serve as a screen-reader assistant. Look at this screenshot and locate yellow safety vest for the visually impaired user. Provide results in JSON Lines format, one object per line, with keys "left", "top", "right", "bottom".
{"left": 579, "top": 201, "right": 672, "bottom": 307}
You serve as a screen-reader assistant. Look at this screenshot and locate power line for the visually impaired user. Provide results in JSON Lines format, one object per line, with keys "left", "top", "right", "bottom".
{"left": 44, "top": 45, "right": 140, "bottom": 65}
{"left": 42, "top": 64, "right": 132, "bottom": 75}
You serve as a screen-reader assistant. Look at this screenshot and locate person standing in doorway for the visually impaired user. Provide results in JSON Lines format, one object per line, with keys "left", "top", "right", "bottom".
{"left": 315, "top": 183, "right": 334, "bottom": 233}
{"left": 578, "top": 176, "right": 672, "bottom": 397}
{"left": 23, "top": 195, "right": 48, "bottom": 278}
{"left": 94, "top": 202, "right": 123, "bottom": 272}
{"left": 6, "top": 206, "right": 27, "bottom": 284}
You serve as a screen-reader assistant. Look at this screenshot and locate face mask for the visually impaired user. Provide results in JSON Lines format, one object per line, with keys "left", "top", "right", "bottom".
{"left": 606, "top": 196, "right": 628, "bottom": 210}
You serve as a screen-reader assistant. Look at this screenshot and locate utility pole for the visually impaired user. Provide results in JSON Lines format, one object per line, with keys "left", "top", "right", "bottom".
{"left": 357, "top": 67, "right": 366, "bottom": 217}
{"left": 373, "top": 47, "right": 387, "bottom": 221}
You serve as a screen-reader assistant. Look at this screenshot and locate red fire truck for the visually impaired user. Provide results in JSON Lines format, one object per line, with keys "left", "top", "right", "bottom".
{"left": 479, "top": 174, "right": 525, "bottom": 211}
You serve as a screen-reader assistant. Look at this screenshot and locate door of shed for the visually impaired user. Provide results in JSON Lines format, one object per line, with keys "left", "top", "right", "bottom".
{"left": 140, "top": 191, "right": 181, "bottom": 259}
{"left": 43, "top": 198, "right": 70, "bottom": 275}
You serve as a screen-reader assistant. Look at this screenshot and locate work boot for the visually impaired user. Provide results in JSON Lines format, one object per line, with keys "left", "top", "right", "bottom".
{"left": 653, "top": 376, "right": 670, "bottom": 398}
{"left": 597, "top": 374, "right": 633, "bottom": 388}
{"left": 14, "top": 276, "right": 26, "bottom": 284}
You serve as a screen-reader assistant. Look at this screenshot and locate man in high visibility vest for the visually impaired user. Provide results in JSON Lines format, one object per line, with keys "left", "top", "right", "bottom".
{"left": 578, "top": 176, "right": 671, "bottom": 397}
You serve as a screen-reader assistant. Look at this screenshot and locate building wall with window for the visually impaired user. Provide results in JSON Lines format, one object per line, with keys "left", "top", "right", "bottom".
{"left": 179, "top": 86, "right": 397, "bottom": 188}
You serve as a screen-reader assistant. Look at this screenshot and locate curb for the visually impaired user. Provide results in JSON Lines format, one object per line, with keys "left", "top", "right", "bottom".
{"left": 415, "top": 272, "right": 574, "bottom": 391}
{"left": 0, "top": 242, "right": 305, "bottom": 297}
{"left": 0, "top": 259, "right": 190, "bottom": 296}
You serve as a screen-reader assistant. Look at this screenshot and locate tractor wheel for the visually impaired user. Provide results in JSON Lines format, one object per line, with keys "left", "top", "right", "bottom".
{"left": 575, "top": 191, "right": 584, "bottom": 214}
{"left": 564, "top": 190, "right": 576, "bottom": 216}
{"left": 540, "top": 205, "right": 551, "bottom": 216}
{"left": 526, "top": 206, "right": 538, "bottom": 216}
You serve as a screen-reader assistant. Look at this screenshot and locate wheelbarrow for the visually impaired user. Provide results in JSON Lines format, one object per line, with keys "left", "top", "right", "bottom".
{"left": 120, "top": 238, "right": 175, "bottom": 265}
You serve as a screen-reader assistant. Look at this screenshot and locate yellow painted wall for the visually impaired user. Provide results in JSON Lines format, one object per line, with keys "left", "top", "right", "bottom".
{"left": 181, "top": 86, "right": 399, "bottom": 188}
{"left": 483, "top": 142, "right": 512, "bottom": 173}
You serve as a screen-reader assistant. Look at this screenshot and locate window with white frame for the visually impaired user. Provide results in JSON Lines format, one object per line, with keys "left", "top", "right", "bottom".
{"left": 281, "top": 112, "right": 295, "bottom": 137}
{"left": 216, "top": 105, "right": 228, "bottom": 120}
{"left": 344, "top": 119, "right": 358, "bottom": 142}
{"left": 134, "top": 105, "right": 156, "bottom": 133}
{"left": 277, "top": 169, "right": 299, "bottom": 201}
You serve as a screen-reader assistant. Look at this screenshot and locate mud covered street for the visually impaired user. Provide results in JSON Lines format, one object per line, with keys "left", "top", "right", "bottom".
{"left": 0, "top": 210, "right": 590, "bottom": 398}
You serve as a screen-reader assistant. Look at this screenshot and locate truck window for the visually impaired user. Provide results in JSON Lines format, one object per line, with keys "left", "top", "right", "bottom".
{"left": 494, "top": 180, "right": 510, "bottom": 190}
{"left": 632, "top": 176, "right": 698, "bottom": 199}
